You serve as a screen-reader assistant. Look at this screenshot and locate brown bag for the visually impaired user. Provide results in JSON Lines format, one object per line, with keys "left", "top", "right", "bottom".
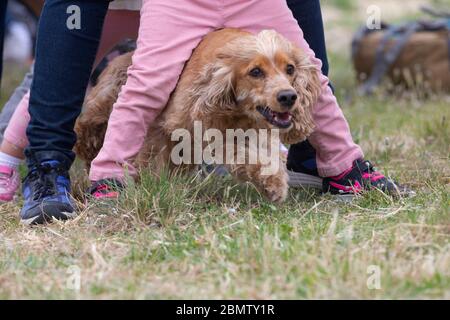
{"left": 352, "top": 20, "right": 450, "bottom": 94}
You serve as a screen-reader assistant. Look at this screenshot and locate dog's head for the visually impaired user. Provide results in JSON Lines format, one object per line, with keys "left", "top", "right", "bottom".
{"left": 192, "top": 30, "right": 322, "bottom": 144}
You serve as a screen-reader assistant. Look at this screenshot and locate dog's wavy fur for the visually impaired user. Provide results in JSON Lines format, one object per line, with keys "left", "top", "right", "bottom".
{"left": 75, "top": 28, "right": 321, "bottom": 202}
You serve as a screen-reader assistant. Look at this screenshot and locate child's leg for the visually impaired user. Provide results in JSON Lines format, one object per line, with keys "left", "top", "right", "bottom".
{"left": 286, "top": 0, "right": 329, "bottom": 179}
{"left": 89, "top": 0, "right": 219, "bottom": 181}
{"left": 0, "top": 9, "right": 140, "bottom": 163}
{"left": 3, "top": 92, "right": 31, "bottom": 158}
{"left": 224, "top": 0, "right": 363, "bottom": 177}
{"left": 0, "top": 68, "right": 30, "bottom": 201}
{"left": 0, "top": 64, "right": 34, "bottom": 144}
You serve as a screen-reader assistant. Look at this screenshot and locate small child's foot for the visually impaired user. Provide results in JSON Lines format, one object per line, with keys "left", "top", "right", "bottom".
{"left": 87, "top": 179, "right": 123, "bottom": 201}
{"left": 0, "top": 165, "right": 20, "bottom": 202}
{"left": 323, "top": 159, "right": 415, "bottom": 198}
{"left": 20, "top": 160, "right": 75, "bottom": 225}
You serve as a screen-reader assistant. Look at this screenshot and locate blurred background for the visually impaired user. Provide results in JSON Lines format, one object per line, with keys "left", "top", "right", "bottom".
{"left": 1, "top": 0, "right": 41, "bottom": 101}
{"left": 2, "top": 0, "right": 449, "bottom": 100}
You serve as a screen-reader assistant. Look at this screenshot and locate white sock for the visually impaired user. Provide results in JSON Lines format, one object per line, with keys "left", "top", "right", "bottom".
{"left": 0, "top": 152, "right": 22, "bottom": 169}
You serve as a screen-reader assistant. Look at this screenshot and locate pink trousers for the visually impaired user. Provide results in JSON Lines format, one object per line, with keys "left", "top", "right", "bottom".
{"left": 5, "top": 0, "right": 363, "bottom": 180}
{"left": 90, "top": 0, "right": 363, "bottom": 180}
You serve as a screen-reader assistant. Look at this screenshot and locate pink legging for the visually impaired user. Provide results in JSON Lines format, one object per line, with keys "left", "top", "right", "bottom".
{"left": 3, "top": 9, "right": 140, "bottom": 153}
{"left": 90, "top": 0, "right": 363, "bottom": 181}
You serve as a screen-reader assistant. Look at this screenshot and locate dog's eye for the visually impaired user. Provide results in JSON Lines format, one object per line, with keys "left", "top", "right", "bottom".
{"left": 286, "top": 64, "right": 295, "bottom": 75}
{"left": 249, "top": 67, "right": 264, "bottom": 78}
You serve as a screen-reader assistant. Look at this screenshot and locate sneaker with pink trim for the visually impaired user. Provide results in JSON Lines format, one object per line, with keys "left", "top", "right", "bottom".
{"left": 0, "top": 165, "right": 20, "bottom": 202}
{"left": 87, "top": 179, "right": 123, "bottom": 201}
{"left": 323, "top": 159, "right": 414, "bottom": 198}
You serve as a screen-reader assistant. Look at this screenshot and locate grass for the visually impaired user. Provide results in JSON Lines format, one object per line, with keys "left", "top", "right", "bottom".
{"left": 0, "top": 2, "right": 449, "bottom": 299}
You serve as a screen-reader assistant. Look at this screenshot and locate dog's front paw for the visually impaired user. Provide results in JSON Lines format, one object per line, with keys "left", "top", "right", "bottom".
{"left": 259, "top": 171, "right": 289, "bottom": 203}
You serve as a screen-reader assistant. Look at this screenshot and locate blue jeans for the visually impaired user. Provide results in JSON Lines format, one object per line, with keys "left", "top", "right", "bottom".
{"left": 288, "top": 0, "right": 329, "bottom": 77}
{"left": 25, "top": 0, "right": 110, "bottom": 169}
{"left": 0, "top": 0, "right": 7, "bottom": 88}
{"left": 288, "top": 0, "right": 330, "bottom": 168}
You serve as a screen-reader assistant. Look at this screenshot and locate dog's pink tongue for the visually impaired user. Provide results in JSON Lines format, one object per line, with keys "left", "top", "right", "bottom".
{"left": 276, "top": 112, "right": 291, "bottom": 121}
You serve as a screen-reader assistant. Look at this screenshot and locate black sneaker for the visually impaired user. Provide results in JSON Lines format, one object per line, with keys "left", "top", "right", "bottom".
{"left": 286, "top": 140, "right": 323, "bottom": 189}
{"left": 323, "top": 159, "right": 415, "bottom": 198}
{"left": 20, "top": 160, "right": 75, "bottom": 225}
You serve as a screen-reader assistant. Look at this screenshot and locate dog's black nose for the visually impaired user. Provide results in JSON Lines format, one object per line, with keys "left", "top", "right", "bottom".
{"left": 277, "top": 90, "right": 297, "bottom": 108}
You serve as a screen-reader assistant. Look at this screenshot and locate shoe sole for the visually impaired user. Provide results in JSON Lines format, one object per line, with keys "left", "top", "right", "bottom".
{"left": 331, "top": 193, "right": 356, "bottom": 202}
{"left": 21, "top": 210, "right": 76, "bottom": 225}
{"left": 20, "top": 202, "right": 76, "bottom": 225}
{"left": 288, "top": 171, "right": 323, "bottom": 189}
{"left": 325, "top": 188, "right": 417, "bottom": 203}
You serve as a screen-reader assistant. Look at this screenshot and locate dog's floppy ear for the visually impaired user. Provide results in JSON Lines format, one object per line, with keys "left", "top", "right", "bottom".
{"left": 190, "top": 58, "right": 235, "bottom": 118}
{"left": 292, "top": 48, "right": 322, "bottom": 112}
{"left": 281, "top": 47, "right": 322, "bottom": 144}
